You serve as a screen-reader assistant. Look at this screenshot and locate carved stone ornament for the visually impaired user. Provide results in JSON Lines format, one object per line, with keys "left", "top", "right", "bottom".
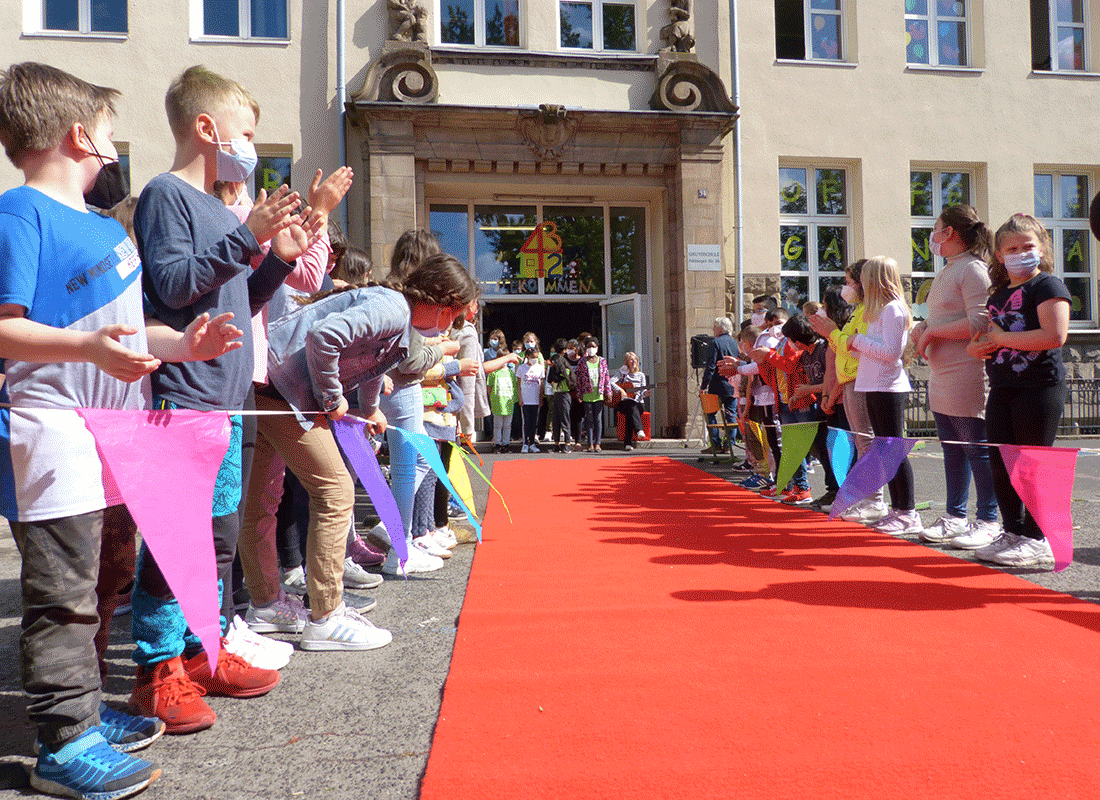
{"left": 660, "top": 0, "right": 695, "bottom": 53}
{"left": 356, "top": 42, "right": 439, "bottom": 104}
{"left": 517, "top": 104, "right": 580, "bottom": 161}
{"left": 388, "top": 0, "right": 428, "bottom": 44}
{"left": 650, "top": 58, "right": 737, "bottom": 115}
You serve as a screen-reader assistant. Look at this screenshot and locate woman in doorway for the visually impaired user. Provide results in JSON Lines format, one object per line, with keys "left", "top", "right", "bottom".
{"left": 574, "top": 337, "right": 611, "bottom": 452}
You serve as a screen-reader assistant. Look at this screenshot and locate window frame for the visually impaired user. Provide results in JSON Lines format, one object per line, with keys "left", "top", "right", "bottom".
{"left": 774, "top": 0, "right": 848, "bottom": 63}
{"left": 905, "top": 0, "right": 969, "bottom": 67}
{"left": 436, "top": 0, "right": 523, "bottom": 48}
{"left": 777, "top": 162, "right": 852, "bottom": 311}
{"left": 908, "top": 167, "right": 974, "bottom": 320}
{"left": 25, "top": 0, "right": 128, "bottom": 37}
{"left": 1034, "top": 168, "right": 1097, "bottom": 328}
{"left": 558, "top": 0, "right": 639, "bottom": 53}
{"left": 191, "top": 0, "right": 290, "bottom": 43}
{"left": 1049, "top": 0, "right": 1087, "bottom": 72}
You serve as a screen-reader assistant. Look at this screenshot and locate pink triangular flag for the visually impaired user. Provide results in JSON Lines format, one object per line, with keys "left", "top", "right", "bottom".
{"left": 79, "top": 408, "right": 230, "bottom": 669}
{"left": 998, "top": 444, "right": 1079, "bottom": 571}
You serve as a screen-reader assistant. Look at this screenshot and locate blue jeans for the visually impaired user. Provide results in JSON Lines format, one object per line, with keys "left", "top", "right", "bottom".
{"left": 380, "top": 382, "right": 431, "bottom": 542}
{"left": 934, "top": 412, "right": 999, "bottom": 523}
{"left": 707, "top": 393, "right": 737, "bottom": 447}
{"left": 778, "top": 402, "right": 814, "bottom": 491}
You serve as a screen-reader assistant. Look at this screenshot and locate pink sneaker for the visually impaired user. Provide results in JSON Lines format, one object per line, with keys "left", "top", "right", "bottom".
{"left": 348, "top": 534, "right": 385, "bottom": 567}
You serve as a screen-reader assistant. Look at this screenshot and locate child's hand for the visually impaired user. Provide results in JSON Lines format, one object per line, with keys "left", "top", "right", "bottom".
{"left": 440, "top": 339, "right": 461, "bottom": 356}
{"left": 361, "top": 407, "right": 387, "bottom": 435}
{"left": 184, "top": 312, "right": 244, "bottom": 361}
{"left": 245, "top": 185, "right": 302, "bottom": 244}
{"left": 749, "top": 347, "right": 770, "bottom": 363}
{"left": 271, "top": 207, "right": 324, "bottom": 263}
{"left": 325, "top": 396, "right": 349, "bottom": 421}
{"left": 458, "top": 357, "right": 479, "bottom": 377}
{"left": 967, "top": 332, "right": 998, "bottom": 360}
{"left": 382, "top": 374, "right": 394, "bottom": 395}
{"left": 308, "top": 167, "right": 353, "bottom": 217}
{"left": 717, "top": 355, "right": 738, "bottom": 376}
{"left": 86, "top": 324, "right": 161, "bottom": 382}
{"left": 807, "top": 314, "right": 837, "bottom": 337}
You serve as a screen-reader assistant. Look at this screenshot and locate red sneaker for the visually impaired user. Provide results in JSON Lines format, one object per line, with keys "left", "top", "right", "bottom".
{"left": 129, "top": 656, "right": 216, "bottom": 734}
{"left": 781, "top": 488, "right": 813, "bottom": 505}
{"left": 184, "top": 644, "right": 281, "bottom": 699}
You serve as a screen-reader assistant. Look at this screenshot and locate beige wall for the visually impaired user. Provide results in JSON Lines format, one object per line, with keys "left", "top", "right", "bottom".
{"left": 735, "top": 0, "right": 1100, "bottom": 324}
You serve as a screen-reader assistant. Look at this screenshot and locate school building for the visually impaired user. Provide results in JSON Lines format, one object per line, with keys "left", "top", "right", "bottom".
{"left": 4, "top": 1, "right": 1100, "bottom": 438}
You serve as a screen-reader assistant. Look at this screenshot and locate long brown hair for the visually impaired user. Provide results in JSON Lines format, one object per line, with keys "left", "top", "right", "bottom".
{"left": 938, "top": 204, "right": 993, "bottom": 262}
{"left": 296, "top": 252, "right": 477, "bottom": 311}
{"left": 388, "top": 229, "right": 442, "bottom": 282}
{"left": 989, "top": 213, "right": 1054, "bottom": 292}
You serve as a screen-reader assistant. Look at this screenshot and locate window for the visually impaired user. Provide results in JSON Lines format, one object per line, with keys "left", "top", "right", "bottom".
{"left": 778, "top": 166, "right": 849, "bottom": 312}
{"left": 429, "top": 202, "right": 647, "bottom": 297}
{"left": 253, "top": 152, "right": 291, "bottom": 198}
{"left": 1035, "top": 172, "right": 1094, "bottom": 324}
{"left": 909, "top": 169, "right": 972, "bottom": 320}
{"left": 905, "top": 0, "right": 967, "bottom": 66}
{"left": 1031, "top": 0, "right": 1086, "bottom": 71}
{"left": 202, "top": 0, "right": 287, "bottom": 39}
{"left": 775, "top": 0, "right": 844, "bottom": 61}
{"left": 35, "top": 0, "right": 127, "bottom": 33}
{"left": 439, "top": 0, "right": 520, "bottom": 47}
{"left": 560, "top": 1, "right": 636, "bottom": 51}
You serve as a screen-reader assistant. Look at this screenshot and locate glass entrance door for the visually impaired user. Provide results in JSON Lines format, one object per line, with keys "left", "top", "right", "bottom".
{"left": 601, "top": 294, "right": 641, "bottom": 367}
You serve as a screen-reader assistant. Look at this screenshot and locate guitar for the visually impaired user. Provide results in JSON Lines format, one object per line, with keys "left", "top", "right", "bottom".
{"left": 605, "top": 376, "right": 650, "bottom": 408}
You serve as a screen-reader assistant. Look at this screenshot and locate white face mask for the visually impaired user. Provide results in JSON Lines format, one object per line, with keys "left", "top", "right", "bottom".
{"left": 750, "top": 312, "right": 766, "bottom": 327}
{"left": 1003, "top": 250, "right": 1041, "bottom": 278}
{"left": 586, "top": 347, "right": 597, "bottom": 357}
{"left": 929, "top": 227, "right": 951, "bottom": 258}
{"left": 840, "top": 284, "right": 857, "bottom": 304}
{"left": 212, "top": 121, "right": 258, "bottom": 183}
{"left": 815, "top": 308, "right": 828, "bottom": 318}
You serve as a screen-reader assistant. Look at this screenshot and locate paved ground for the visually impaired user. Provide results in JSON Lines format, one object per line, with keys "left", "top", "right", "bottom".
{"left": 1, "top": 434, "right": 1098, "bottom": 799}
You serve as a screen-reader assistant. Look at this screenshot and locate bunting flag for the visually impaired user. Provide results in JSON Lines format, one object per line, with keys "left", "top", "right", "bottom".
{"left": 391, "top": 426, "right": 482, "bottom": 541}
{"left": 78, "top": 408, "right": 228, "bottom": 672}
{"left": 455, "top": 447, "right": 513, "bottom": 524}
{"left": 829, "top": 436, "right": 918, "bottom": 520}
{"left": 826, "top": 427, "right": 856, "bottom": 486}
{"left": 744, "top": 419, "right": 766, "bottom": 463}
{"left": 331, "top": 418, "right": 408, "bottom": 564}
{"left": 775, "top": 421, "right": 820, "bottom": 493}
{"left": 446, "top": 442, "right": 478, "bottom": 520}
{"left": 999, "top": 444, "right": 1079, "bottom": 572}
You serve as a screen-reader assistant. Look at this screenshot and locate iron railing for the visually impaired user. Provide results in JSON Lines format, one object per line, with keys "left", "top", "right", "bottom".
{"left": 905, "top": 379, "right": 1100, "bottom": 438}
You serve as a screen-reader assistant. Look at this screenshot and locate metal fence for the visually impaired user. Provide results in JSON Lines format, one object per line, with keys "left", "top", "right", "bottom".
{"left": 905, "top": 379, "right": 1100, "bottom": 438}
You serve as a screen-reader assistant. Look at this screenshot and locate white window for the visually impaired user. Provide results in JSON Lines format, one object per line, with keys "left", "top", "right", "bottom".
{"left": 1031, "top": 0, "right": 1086, "bottom": 71}
{"left": 559, "top": 0, "right": 637, "bottom": 52}
{"left": 28, "top": 0, "right": 127, "bottom": 34}
{"left": 439, "top": 0, "right": 521, "bottom": 47}
{"left": 1035, "top": 171, "right": 1095, "bottom": 325}
{"left": 775, "top": 0, "right": 845, "bottom": 61}
{"left": 778, "top": 165, "right": 850, "bottom": 311}
{"left": 199, "top": 0, "right": 287, "bottom": 39}
{"left": 905, "top": 0, "right": 968, "bottom": 66}
{"left": 909, "top": 169, "right": 972, "bottom": 320}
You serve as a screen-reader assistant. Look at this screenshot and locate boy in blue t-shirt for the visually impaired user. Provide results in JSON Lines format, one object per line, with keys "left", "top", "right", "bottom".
{"left": 0, "top": 62, "right": 243, "bottom": 800}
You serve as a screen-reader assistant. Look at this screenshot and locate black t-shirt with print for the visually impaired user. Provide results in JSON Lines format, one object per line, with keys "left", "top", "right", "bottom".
{"left": 985, "top": 272, "right": 1071, "bottom": 388}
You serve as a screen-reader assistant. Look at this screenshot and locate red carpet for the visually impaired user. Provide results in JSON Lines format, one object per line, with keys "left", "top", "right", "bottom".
{"left": 420, "top": 457, "right": 1100, "bottom": 800}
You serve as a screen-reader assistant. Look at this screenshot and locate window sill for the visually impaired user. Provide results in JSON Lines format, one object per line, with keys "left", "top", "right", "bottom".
{"left": 905, "top": 64, "right": 984, "bottom": 74}
{"left": 190, "top": 35, "right": 290, "bottom": 46}
{"left": 21, "top": 30, "right": 127, "bottom": 41}
{"left": 432, "top": 47, "right": 656, "bottom": 71}
{"left": 1030, "top": 69, "right": 1100, "bottom": 79}
{"left": 774, "top": 58, "right": 858, "bottom": 69}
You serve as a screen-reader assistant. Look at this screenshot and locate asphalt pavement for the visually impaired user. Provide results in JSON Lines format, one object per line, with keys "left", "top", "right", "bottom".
{"left": 1, "top": 434, "right": 1098, "bottom": 799}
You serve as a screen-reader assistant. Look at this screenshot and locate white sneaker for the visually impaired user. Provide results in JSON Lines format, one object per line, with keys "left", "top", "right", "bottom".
{"left": 840, "top": 499, "right": 889, "bottom": 524}
{"left": 529, "top": 443, "right": 540, "bottom": 453}
{"left": 245, "top": 591, "right": 308, "bottom": 634}
{"left": 972, "top": 532, "right": 1020, "bottom": 561}
{"left": 986, "top": 535, "right": 1055, "bottom": 569}
{"left": 280, "top": 565, "right": 307, "bottom": 595}
{"left": 872, "top": 509, "right": 923, "bottom": 535}
{"left": 919, "top": 515, "right": 969, "bottom": 543}
{"left": 431, "top": 526, "right": 458, "bottom": 549}
{"left": 381, "top": 545, "right": 445, "bottom": 575}
{"left": 224, "top": 615, "right": 293, "bottom": 670}
{"left": 625, "top": 445, "right": 634, "bottom": 451}
{"left": 413, "top": 535, "right": 452, "bottom": 559}
{"left": 542, "top": 432, "right": 552, "bottom": 442}
{"left": 300, "top": 603, "right": 392, "bottom": 651}
{"left": 343, "top": 557, "right": 384, "bottom": 590}
{"left": 521, "top": 444, "right": 530, "bottom": 453}
{"left": 950, "top": 519, "right": 1003, "bottom": 550}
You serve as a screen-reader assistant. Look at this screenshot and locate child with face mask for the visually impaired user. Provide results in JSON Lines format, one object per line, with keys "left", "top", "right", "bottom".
{"left": 574, "top": 337, "right": 612, "bottom": 452}
{"left": 515, "top": 336, "right": 546, "bottom": 453}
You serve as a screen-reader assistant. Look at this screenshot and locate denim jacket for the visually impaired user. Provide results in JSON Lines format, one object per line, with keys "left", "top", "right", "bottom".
{"left": 265, "top": 286, "right": 410, "bottom": 428}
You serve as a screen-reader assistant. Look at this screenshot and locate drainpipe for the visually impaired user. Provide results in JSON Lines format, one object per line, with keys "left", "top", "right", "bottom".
{"left": 730, "top": 0, "right": 744, "bottom": 323}
{"left": 336, "top": 0, "right": 349, "bottom": 234}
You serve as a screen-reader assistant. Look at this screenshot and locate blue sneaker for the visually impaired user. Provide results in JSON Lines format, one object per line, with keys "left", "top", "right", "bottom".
{"left": 32, "top": 728, "right": 160, "bottom": 800}
{"left": 97, "top": 703, "right": 166, "bottom": 753}
{"left": 738, "top": 473, "right": 769, "bottom": 490}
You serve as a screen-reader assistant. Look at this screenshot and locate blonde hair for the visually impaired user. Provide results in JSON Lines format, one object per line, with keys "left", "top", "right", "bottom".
{"left": 990, "top": 213, "right": 1055, "bottom": 292}
{"left": 165, "top": 65, "right": 260, "bottom": 141}
{"left": 860, "top": 256, "right": 911, "bottom": 328}
{"left": 0, "top": 62, "right": 119, "bottom": 167}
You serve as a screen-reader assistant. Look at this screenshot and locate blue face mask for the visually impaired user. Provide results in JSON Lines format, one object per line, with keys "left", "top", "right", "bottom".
{"left": 1003, "top": 250, "right": 1041, "bottom": 277}
{"left": 212, "top": 121, "right": 258, "bottom": 183}
{"left": 489, "top": 338, "right": 499, "bottom": 348}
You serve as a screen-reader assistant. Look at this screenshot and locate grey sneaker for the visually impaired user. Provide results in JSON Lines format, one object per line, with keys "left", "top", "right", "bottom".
{"left": 986, "top": 535, "right": 1055, "bottom": 569}
{"left": 280, "top": 564, "right": 307, "bottom": 595}
{"left": 919, "top": 515, "right": 969, "bottom": 543}
{"left": 972, "top": 532, "right": 1020, "bottom": 561}
{"left": 951, "top": 520, "right": 1003, "bottom": 551}
{"left": 342, "top": 557, "right": 383, "bottom": 590}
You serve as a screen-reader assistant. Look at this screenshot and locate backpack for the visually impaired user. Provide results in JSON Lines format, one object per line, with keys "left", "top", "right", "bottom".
{"left": 549, "top": 354, "right": 576, "bottom": 390}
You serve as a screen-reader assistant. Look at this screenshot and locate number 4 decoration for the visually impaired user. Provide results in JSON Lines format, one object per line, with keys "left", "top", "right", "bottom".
{"left": 519, "top": 221, "right": 563, "bottom": 279}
